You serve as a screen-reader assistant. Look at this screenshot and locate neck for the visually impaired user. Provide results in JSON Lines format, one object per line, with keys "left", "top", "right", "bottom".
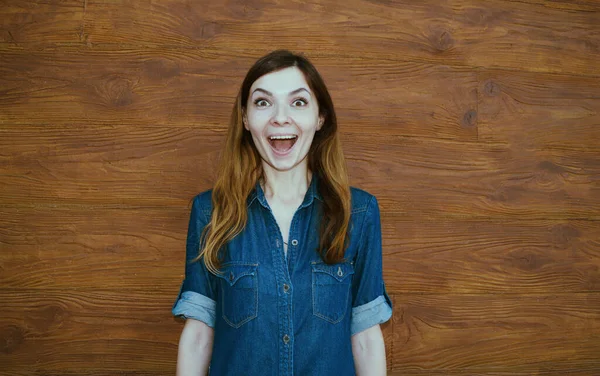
{"left": 261, "top": 163, "right": 312, "bottom": 203}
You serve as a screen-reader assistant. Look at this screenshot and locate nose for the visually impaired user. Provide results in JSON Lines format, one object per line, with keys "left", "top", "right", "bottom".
{"left": 271, "top": 103, "right": 290, "bottom": 126}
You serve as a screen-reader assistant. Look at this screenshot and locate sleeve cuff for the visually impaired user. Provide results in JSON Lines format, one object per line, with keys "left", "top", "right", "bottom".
{"left": 172, "top": 291, "right": 217, "bottom": 328}
{"left": 350, "top": 294, "right": 392, "bottom": 336}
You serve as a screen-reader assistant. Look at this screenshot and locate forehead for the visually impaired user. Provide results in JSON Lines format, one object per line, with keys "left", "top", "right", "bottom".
{"left": 250, "top": 66, "right": 310, "bottom": 95}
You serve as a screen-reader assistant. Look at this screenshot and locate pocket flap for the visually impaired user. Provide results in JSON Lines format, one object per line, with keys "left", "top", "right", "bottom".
{"left": 311, "top": 261, "right": 354, "bottom": 282}
{"left": 217, "top": 263, "right": 258, "bottom": 286}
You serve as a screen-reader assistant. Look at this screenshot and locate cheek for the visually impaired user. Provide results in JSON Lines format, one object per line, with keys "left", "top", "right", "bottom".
{"left": 299, "top": 107, "right": 320, "bottom": 126}
{"left": 297, "top": 115, "right": 321, "bottom": 132}
{"left": 247, "top": 109, "right": 272, "bottom": 129}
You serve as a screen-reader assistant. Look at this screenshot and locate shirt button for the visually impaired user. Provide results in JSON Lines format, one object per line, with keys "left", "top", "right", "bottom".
{"left": 291, "top": 239, "right": 298, "bottom": 246}
{"left": 283, "top": 334, "right": 290, "bottom": 344}
{"left": 283, "top": 283, "right": 290, "bottom": 293}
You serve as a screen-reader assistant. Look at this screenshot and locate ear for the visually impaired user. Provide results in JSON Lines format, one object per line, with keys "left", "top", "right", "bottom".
{"left": 243, "top": 112, "right": 249, "bottom": 131}
{"left": 317, "top": 116, "right": 324, "bottom": 131}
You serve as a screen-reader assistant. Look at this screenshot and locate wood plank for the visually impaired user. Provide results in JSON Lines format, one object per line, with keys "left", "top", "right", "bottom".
{"left": 0, "top": 373, "right": 167, "bottom": 376}
{"left": 0, "top": 288, "right": 393, "bottom": 373}
{"left": 0, "top": 48, "right": 478, "bottom": 138}
{"left": 478, "top": 69, "right": 600, "bottom": 151}
{"left": 391, "top": 293, "right": 600, "bottom": 372}
{"left": 1, "top": 0, "right": 598, "bottom": 75}
{"left": 2, "top": 205, "right": 598, "bottom": 293}
{"left": 0, "top": 0, "right": 84, "bottom": 45}
{"left": 2, "top": 127, "right": 599, "bottom": 218}
{"left": 0, "top": 47, "right": 236, "bottom": 127}
{"left": 1, "top": 290, "right": 597, "bottom": 374}
{"left": 506, "top": 0, "right": 600, "bottom": 12}
{"left": 346, "top": 134, "right": 600, "bottom": 220}
{"left": 0, "top": 373, "right": 166, "bottom": 376}
{"left": 381, "top": 218, "right": 600, "bottom": 294}
{"left": 82, "top": 0, "right": 600, "bottom": 76}
{"left": 0, "top": 289, "right": 180, "bottom": 373}
{"left": 388, "top": 369, "right": 600, "bottom": 376}
{"left": 0, "top": 206, "right": 188, "bottom": 289}
{"left": 0, "top": 125, "right": 223, "bottom": 206}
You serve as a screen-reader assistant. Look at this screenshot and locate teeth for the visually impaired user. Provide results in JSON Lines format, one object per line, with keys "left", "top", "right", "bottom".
{"left": 269, "top": 135, "right": 297, "bottom": 140}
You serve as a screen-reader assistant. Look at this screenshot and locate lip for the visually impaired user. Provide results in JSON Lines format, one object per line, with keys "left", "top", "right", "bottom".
{"left": 267, "top": 135, "right": 298, "bottom": 157}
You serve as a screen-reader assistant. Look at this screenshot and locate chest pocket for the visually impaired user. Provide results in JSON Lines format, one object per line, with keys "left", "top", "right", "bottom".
{"left": 311, "top": 261, "right": 355, "bottom": 324}
{"left": 216, "top": 262, "right": 258, "bottom": 328}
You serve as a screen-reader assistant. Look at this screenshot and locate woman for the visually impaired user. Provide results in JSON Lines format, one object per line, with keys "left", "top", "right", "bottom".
{"left": 173, "top": 50, "right": 392, "bottom": 375}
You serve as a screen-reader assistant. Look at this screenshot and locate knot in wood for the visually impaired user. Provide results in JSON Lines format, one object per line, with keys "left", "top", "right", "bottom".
{"left": 431, "top": 29, "right": 455, "bottom": 52}
{"left": 462, "top": 109, "right": 477, "bottom": 128}
{"left": 484, "top": 80, "right": 501, "bottom": 96}
{"left": 0, "top": 325, "right": 25, "bottom": 354}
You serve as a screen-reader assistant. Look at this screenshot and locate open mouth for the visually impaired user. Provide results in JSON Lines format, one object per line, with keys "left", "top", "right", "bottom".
{"left": 268, "top": 135, "right": 298, "bottom": 154}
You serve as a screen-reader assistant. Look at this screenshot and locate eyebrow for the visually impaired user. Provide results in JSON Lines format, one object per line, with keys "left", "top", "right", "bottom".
{"left": 251, "top": 87, "right": 311, "bottom": 97}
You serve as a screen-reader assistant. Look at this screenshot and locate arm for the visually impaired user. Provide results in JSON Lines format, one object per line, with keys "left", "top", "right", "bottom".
{"left": 352, "top": 324, "right": 387, "bottom": 376}
{"left": 176, "top": 318, "right": 214, "bottom": 376}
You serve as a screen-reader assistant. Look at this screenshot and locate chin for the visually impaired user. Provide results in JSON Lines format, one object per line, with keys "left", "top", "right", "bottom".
{"left": 263, "top": 155, "right": 301, "bottom": 171}
{"left": 268, "top": 161, "right": 298, "bottom": 172}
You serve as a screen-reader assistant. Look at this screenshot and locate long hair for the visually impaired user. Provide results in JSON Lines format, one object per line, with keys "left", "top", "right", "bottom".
{"left": 197, "top": 50, "right": 351, "bottom": 274}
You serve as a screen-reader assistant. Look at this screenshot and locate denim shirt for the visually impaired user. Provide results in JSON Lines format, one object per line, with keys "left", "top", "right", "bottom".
{"left": 172, "top": 176, "right": 393, "bottom": 375}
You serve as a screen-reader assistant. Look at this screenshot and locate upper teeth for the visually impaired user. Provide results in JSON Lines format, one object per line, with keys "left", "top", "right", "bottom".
{"left": 269, "top": 135, "right": 297, "bottom": 140}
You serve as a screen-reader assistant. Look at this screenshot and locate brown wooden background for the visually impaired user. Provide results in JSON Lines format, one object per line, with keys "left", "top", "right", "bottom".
{"left": 1, "top": 0, "right": 599, "bottom": 375}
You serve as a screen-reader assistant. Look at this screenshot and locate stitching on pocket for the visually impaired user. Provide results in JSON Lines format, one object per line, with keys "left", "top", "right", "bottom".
{"left": 311, "top": 262, "right": 354, "bottom": 324}
{"left": 217, "top": 262, "right": 259, "bottom": 328}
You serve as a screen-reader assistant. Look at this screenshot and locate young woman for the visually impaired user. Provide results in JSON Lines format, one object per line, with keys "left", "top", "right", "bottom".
{"left": 172, "top": 50, "right": 392, "bottom": 375}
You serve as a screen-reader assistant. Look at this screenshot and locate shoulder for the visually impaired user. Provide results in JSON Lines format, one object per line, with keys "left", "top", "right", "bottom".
{"left": 191, "top": 189, "right": 214, "bottom": 222}
{"left": 349, "top": 186, "right": 379, "bottom": 214}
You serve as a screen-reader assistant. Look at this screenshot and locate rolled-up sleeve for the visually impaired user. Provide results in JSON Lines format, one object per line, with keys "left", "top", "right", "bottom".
{"left": 172, "top": 193, "right": 218, "bottom": 328}
{"left": 350, "top": 195, "right": 393, "bottom": 336}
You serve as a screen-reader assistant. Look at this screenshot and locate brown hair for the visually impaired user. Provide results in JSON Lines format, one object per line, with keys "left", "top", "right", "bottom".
{"left": 197, "top": 50, "right": 351, "bottom": 274}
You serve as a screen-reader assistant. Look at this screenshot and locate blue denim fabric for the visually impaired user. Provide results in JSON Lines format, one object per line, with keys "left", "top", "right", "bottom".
{"left": 172, "top": 175, "right": 392, "bottom": 375}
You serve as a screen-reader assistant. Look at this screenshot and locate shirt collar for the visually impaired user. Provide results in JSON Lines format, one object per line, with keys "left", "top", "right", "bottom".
{"left": 247, "top": 173, "right": 322, "bottom": 209}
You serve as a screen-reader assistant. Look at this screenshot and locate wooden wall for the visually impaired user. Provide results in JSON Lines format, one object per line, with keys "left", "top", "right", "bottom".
{"left": 1, "top": 0, "right": 599, "bottom": 374}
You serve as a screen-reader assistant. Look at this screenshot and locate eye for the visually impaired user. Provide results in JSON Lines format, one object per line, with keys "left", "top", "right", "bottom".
{"left": 254, "top": 98, "right": 271, "bottom": 108}
{"left": 292, "top": 98, "right": 308, "bottom": 107}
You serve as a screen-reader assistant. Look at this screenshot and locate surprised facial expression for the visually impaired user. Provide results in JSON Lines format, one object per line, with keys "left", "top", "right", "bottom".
{"left": 244, "top": 67, "right": 323, "bottom": 174}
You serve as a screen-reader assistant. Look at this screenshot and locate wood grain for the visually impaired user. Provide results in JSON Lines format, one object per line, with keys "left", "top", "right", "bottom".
{"left": 0, "top": 48, "right": 478, "bottom": 139}
{"left": 1, "top": 289, "right": 597, "bottom": 374}
{"left": 2, "top": 0, "right": 599, "bottom": 374}
{"left": 0, "top": 206, "right": 188, "bottom": 289}
{"left": 478, "top": 69, "right": 600, "bottom": 151}
{"left": 1, "top": 0, "right": 598, "bottom": 76}
{"left": 2, "top": 204, "right": 598, "bottom": 294}
{"left": 381, "top": 218, "right": 600, "bottom": 294}
{"left": 0, "top": 289, "right": 180, "bottom": 373}
{"left": 392, "top": 293, "right": 600, "bottom": 372}
{"left": 0, "top": 0, "right": 83, "bottom": 46}
{"left": 387, "top": 369, "right": 600, "bottom": 375}
{"left": 2, "top": 127, "right": 598, "bottom": 219}
{"left": 346, "top": 133, "right": 600, "bottom": 220}
{"left": 0, "top": 125, "right": 223, "bottom": 206}
{"left": 0, "top": 288, "right": 393, "bottom": 373}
